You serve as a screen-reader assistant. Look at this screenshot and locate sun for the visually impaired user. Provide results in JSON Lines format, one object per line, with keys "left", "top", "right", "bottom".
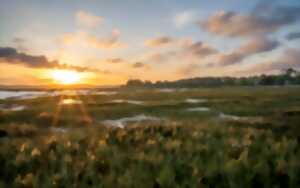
{"left": 51, "top": 69, "right": 81, "bottom": 84}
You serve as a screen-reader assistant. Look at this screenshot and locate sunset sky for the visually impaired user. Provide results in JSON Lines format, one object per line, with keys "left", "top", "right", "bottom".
{"left": 0, "top": 0, "right": 300, "bottom": 86}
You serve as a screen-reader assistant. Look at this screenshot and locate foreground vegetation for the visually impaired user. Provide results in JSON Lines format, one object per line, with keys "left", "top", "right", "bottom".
{"left": 0, "top": 86, "right": 300, "bottom": 187}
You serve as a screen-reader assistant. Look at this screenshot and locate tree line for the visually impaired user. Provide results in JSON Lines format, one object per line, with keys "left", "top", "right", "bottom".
{"left": 125, "top": 68, "right": 300, "bottom": 88}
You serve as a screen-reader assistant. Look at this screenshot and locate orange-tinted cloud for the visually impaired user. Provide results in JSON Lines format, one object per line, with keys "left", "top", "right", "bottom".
{"left": 145, "top": 36, "right": 174, "bottom": 47}
{"left": 62, "top": 30, "right": 126, "bottom": 49}
{"left": 105, "top": 58, "right": 125, "bottom": 64}
{"left": 215, "top": 37, "right": 279, "bottom": 66}
{"left": 175, "top": 64, "right": 200, "bottom": 76}
{"left": 143, "top": 39, "right": 217, "bottom": 64}
{"left": 132, "top": 62, "right": 146, "bottom": 68}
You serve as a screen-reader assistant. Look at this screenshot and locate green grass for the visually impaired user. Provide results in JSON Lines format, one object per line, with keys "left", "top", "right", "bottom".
{"left": 0, "top": 86, "right": 300, "bottom": 187}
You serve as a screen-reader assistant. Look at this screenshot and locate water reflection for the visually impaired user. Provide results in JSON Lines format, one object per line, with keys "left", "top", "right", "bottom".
{"left": 186, "top": 107, "right": 210, "bottom": 112}
{"left": 0, "top": 89, "right": 119, "bottom": 100}
{"left": 0, "top": 91, "right": 47, "bottom": 100}
{"left": 59, "top": 99, "right": 83, "bottom": 105}
{"left": 0, "top": 105, "right": 26, "bottom": 111}
{"left": 102, "top": 114, "right": 161, "bottom": 128}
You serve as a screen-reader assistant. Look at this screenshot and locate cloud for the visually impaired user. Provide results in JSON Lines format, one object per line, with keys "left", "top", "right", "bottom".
{"left": 176, "top": 64, "right": 200, "bottom": 76}
{"left": 0, "top": 47, "right": 104, "bottom": 73}
{"left": 64, "top": 12, "right": 125, "bottom": 49}
{"left": 12, "top": 37, "right": 28, "bottom": 51}
{"left": 105, "top": 58, "right": 125, "bottom": 64}
{"left": 240, "top": 48, "right": 300, "bottom": 74}
{"left": 200, "top": 4, "right": 300, "bottom": 37}
{"left": 62, "top": 29, "right": 126, "bottom": 49}
{"left": 143, "top": 38, "right": 217, "bottom": 64}
{"left": 216, "top": 53, "right": 245, "bottom": 66}
{"left": 144, "top": 36, "right": 174, "bottom": 47}
{"left": 132, "top": 62, "right": 145, "bottom": 68}
{"left": 146, "top": 52, "right": 174, "bottom": 63}
{"left": 264, "top": 48, "right": 300, "bottom": 70}
{"left": 239, "top": 37, "right": 279, "bottom": 54}
{"left": 76, "top": 10, "right": 104, "bottom": 28}
{"left": 269, "top": 48, "right": 300, "bottom": 70}
{"left": 182, "top": 41, "right": 217, "bottom": 58}
{"left": 174, "top": 10, "right": 196, "bottom": 28}
{"left": 143, "top": 36, "right": 277, "bottom": 67}
{"left": 286, "top": 32, "right": 300, "bottom": 40}
{"left": 216, "top": 37, "right": 279, "bottom": 66}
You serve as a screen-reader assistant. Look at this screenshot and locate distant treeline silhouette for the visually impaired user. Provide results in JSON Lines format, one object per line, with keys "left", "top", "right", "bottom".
{"left": 125, "top": 68, "right": 300, "bottom": 88}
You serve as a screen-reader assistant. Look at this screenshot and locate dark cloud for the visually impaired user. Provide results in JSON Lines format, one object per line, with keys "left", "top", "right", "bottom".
{"left": 200, "top": 4, "right": 300, "bottom": 37}
{"left": 145, "top": 36, "right": 174, "bottom": 47}
{"left": 286, "top": 32, "right": 300, "bottom": 40}
{"left": 182, "top": 41, "right": 217, "bottom": 58}
{"left": 0, "top": 47, "right": 103, "bottom": 73}
{"left": 217, "top": 37, "right": 279, "bottom": 66}
{"left": 239, "top": 37, "right": 279, "bottom": 54}
{"left": 0, "top": 47, "right": 57, "bottom": 68}
{"left": 217, "top": 52, "right": 245, "bottom": 66}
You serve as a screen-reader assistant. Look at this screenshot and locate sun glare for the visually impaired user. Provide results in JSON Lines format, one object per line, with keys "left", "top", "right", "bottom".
{"left": 51, "top": 70, "right": 81, "bottom": 84}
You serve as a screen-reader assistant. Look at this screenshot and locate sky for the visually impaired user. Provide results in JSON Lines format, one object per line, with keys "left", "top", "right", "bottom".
{"left": 0, "top": 0, "right": 300, "bottom": 86}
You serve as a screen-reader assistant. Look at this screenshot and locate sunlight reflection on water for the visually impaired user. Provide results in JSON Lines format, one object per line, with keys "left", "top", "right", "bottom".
{"left": 0, "top": 91, "right": 47, "bottom": 100}
{"left": 59, "top": 99, "right": 83, "bottom": 105}
{"left": 0, "top": 90, "right": 119, "bottom": 100}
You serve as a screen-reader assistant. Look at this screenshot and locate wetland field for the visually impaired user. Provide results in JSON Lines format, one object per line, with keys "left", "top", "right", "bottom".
{"left": 0, "top": 86, "right": 300, "bottom": 187}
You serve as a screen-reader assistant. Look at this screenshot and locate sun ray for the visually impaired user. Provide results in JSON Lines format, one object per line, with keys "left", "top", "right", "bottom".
{"left": 73, "top": 93, "right": 93, "bottom": 124}
{"left": 51, "top": 91, "right": 93, "bottom": 128}
{"left": 51, "top": 94, "right": 64, "bottom": 127}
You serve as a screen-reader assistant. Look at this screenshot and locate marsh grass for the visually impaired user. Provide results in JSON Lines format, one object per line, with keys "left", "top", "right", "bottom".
{"left": 0, "top": 86, "right": 300, "bottom": 187}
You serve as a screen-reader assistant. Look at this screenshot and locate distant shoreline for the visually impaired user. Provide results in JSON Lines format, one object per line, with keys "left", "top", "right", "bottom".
{"left": 1, "top": 85, "right": 300, "bottom": 92}
{"left": 0, "top": 85, "right": 119, "bottom": 91}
